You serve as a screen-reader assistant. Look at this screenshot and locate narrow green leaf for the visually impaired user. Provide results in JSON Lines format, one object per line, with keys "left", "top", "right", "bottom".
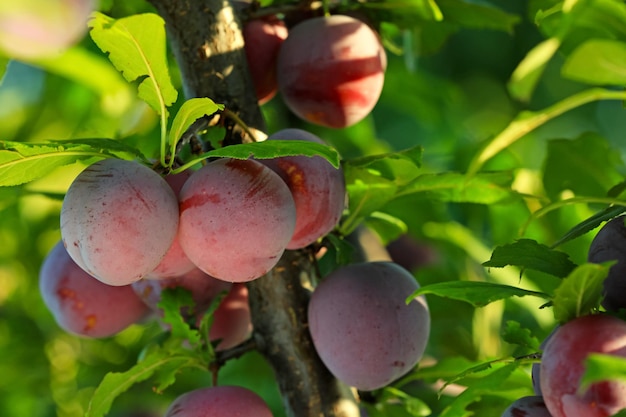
{"left": 580, "top": 353, "right": 626, "bottom": 393}
{"left": 86, "top": 348, "right": 202, "bottom": 417}
{"left": 365, "top": 212, "right": 408, "bottom": 245}
{"left": 508, "top": 37, "right": 561, "bottom": 101}
{"left": 380, "top": 387, "right": 432, "bottom": 416}
{"left": 169, "top": 98, "right": 223, "bottom": 154}
{"left": 88, "top": 12, "right": 178, "bottom": 115}
{"left": 483, "top": 239, "right": 577, "bottom": 278}
{"left": 563, "top": 39, "right": 626, "bottom": 86}
{"left": 408, "top": 281, "right": 551, "bottom": 307}
{"left": 552, "top": 263, "right": 610, "bottom": 323}
{"left": 0, "top": 139, "right": 145, "bottom": 186}
{"left": 397, "top": 171, "right": 519, "bottom": 204}
{"left": 177, "top": 140, "right": 341, "bottom": 170}
{"left": 552, "top": 206, "right": 626, "bottom": 249}
{"left": 341, "top": 174, "right": 398, "bottom": 236}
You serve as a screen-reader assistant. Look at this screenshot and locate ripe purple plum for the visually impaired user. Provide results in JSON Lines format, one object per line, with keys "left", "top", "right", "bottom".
{"left": 60, "top": 159, "right": 179, "bottom": 286}
{"left": 501, "top": 396, "right": 552, "bottom": 417}
{"left": 243, "top": 17, "right": 288, "bottom": 104}
{"left": 131, "top": 267, "right": 232, "bottom": 318}
{"left": 307, "top": 261, "right": 430, "bottom": 391}
{"left": 276, "top": 14, "right": 387, "bottom": 128}
{"left": 540, "top": 314, "right": 626, "bottom": 417}
{"left": 39, "top": 241, "right": 149, "bottom": 338}
{"left": 164, "top": 386, "right": 273, "bottom": 417}
{"left": 588, "top": 215, "right": 626, "bottom": 311}
{"left": 261, "top": 129, "right": 346, "bottom": 249}
{"left": 0, "top": 0, "right": 94, "bottom": 59}
{"left": 178, "top": 158, "right": 296, "bottom": 282}
{"left": 146, "top": 172, "right": 196, "bottom": 280}
{"left": 208, "top": 283, "right": 252, "bottom": 351}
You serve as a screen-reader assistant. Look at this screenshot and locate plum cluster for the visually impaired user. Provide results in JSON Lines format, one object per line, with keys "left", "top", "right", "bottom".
{"left": 40, "top": 128, "right": 345, "bottom": 339}
{"left": 244, "top": 14, "right": 387, "bottom": 129}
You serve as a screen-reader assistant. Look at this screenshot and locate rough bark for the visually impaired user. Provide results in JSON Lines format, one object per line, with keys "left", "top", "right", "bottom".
{"left": 146, "top": 0, "right": 359, "bottom": 415}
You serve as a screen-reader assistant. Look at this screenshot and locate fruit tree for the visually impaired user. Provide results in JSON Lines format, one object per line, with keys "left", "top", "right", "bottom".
{"left": 2, "top": 0, "right": 626, "bottom": 417}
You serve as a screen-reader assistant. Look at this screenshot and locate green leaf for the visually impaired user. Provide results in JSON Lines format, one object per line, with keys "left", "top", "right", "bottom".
{"left": 408, "top": 281, "right": 551, "bottom": 307}
{"left": 168, "top": 98, "right": 223, "bottom": 155}
{"left": 177, "top": 140, "right": 341, "bottom": 171}
{"left": 563, "top": 39, "right": 626, "bottom": 86}
{"left": 483, "top": 239, "right": 577, "bottom": 278}
{"left": 379, "top": 387, "right": 432, "bottom": 416}
{"left": 552, "top": 263, "right": 610, "bottom": 323}
{"left": 341, "top": 172, "right": 397, "bottom": 236}
{"left": 88, "top": 12, "right": 178, "bottom": 115}
{"left": 437, "top": 0, "right": 520, "bottom": 33}
{"left": 158, "top": 287, "right": 201, "bottom": 345}
{"left": 397, "top": 171, "right": 519, "bottom": 204}
{"left": 365, "top": 212, "right": 408, "bottom": 245}
{"left": 438, "top": 362, "right": 523, "bottom": 417}
{"left": 85, "top": 347, "right": 203, "bottom": 417}
{"left": 0, "top": 139, "right": 145, "bottom": 186}
{"left": 580, "top": 353, "right": 626, "bottom": 393}
{"left": 552, "top": 206, "right": 626, "bottom": 249}
{"left": 0, "top": 56, "right": 8, "bottom": 86}
{"left": 543, "top": 134, "right": 625, "bottom": 200}
{"left": 508, "top": 37, "right": 561, "bottom": 101}
{"left": 345, "top": 145, "right": 423, "bottom": 184}
{"left": 501, "top": 320, "right": 540, "bottom": 351}
{"left": 363, "top": 0, "right": 443, "bottom": 22}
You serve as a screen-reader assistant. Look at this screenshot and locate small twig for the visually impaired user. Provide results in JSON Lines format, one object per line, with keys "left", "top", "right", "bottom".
{"left": 222, "top": 108, "right": 261, "bottom": 143}
{"left": 213, "top": 337, "right": 258, "bottom": 367}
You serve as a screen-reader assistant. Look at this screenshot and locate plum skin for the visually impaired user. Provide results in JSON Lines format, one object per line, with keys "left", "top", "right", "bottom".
{"left": 307, "top": 261, "right": 430, "bottom": 391}
{"left": 500, "top": 396, "right": 552, "bottom": 417}
{"left": 588, "top": 215, "right": 626, "bottom": 311}
{"left": 60, "top": 158, "right": 179, "bottom": 286}
{"left": 276, "top": 14, "right": 387, "bottom": 129}
{"left": 243, "top": 17, "right": 288, "bottom": 105}
{"left": 146, "top": 172, "right": 196, "bottom": 280}
{"left": 164, "top": 386, "right": 273, "bottom": 417}
{"left": 39, "top": 241, "right": 149, "bottom": 338}
{"left": 540, "top": 314, "right": 626, "bottom": 417}
{"left": 261, "top": 129, "right": 346, "bottom": 249}
{"left": 178, "top": 158, "right": 296, "bottom": 283}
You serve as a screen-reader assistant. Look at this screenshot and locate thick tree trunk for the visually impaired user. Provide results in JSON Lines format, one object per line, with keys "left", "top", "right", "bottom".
{"left": 146, "top": 0, "right": 359, "bottom": 415}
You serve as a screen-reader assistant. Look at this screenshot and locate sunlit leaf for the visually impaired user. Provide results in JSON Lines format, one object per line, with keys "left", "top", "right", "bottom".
{"left": 397, "top": 171, "right": 519, "bottom": 204}
{"left": 177, "top": 140, "right": 340, "bottom": 171}
{"left": 408, "top": 281, "right": 551, "bottom": 307}
{"left": 158, "top": 287, "right": 201, "bottom": 345}
{"left": 508, "top": 37, "right": 561, "bottom": 101}
{"left": 563, "top": 39, "right": 626, "bottom": 86}
{"left": 0, "top": 139, "right": 145, "bottom": 186}
{"left": 168, "top": 98, "right": 223, "bottom": 154}
{"left": 483, "top": 239, "right": 577, "bottom": 278}
{"left": 88, "top": 12, "right": 178, "bottom": 115}
{"left": 552, "top": 263, "right": 610, "bottom": 323}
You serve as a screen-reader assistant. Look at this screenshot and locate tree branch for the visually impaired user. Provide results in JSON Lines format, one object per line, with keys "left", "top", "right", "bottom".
{"left": 146, "top": 0, "right": 359, "bottom": 415}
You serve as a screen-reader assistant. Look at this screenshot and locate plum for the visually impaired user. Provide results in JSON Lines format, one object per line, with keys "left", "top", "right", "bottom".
{"left": 276, "top": 14, "right": 387, "bottom": 128}
{"left": 261, "top": 128, "right": 346, "bottom": 249}
{"left": 307, "top": 261, "right": 430, "bottom": 390}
